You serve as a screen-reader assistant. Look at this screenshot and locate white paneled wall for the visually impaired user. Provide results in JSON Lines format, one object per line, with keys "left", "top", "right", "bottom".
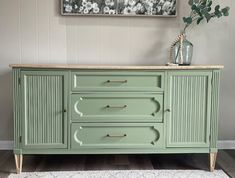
{"left": 0, "top": 0, "right": 235, "bottom": 140}
{"left": 1, "top": 0, "right": 180, "bottom": 66}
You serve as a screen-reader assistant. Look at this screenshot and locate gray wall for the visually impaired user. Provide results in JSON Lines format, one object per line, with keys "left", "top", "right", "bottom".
{"left": 0, "top": 0, "right": 234, "bottom": 141}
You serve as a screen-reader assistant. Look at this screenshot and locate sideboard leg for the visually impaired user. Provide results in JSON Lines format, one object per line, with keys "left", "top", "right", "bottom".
{"left": 209, "top": 152, "right": 217, "bottom": 172}
{"left": 14, "top": 154, "right": 23, "bottom": 174}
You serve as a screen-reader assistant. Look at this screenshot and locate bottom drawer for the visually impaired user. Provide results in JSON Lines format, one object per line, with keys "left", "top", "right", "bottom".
{"left": 71, "top": 123, "right": 164, "bottom": 149}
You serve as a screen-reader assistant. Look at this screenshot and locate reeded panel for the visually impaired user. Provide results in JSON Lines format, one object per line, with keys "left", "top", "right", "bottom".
{"left": 167, "top": 72, "right": 212, "bottom": 147}
{"left": 210, "top": 70, "right": 221, "bottom": 150}
{"left": 13, "top": 69, "right": 21, "bottom": 149}
{"left": 22, "top": 71, "right": 68, "bottom": 149}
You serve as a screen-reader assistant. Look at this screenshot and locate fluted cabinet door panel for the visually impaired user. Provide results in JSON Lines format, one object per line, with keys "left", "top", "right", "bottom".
{"left": 166, "top": 71, "right": 212, "bottom": 148}
{"left": 21, "top": 71, "right": 68, "bottom": 149}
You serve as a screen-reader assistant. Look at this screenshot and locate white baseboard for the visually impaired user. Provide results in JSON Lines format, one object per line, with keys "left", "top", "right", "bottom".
{"left": 0, "top": 140, "right": 235, "bottom": 150}
{"left": 218, "top": 140, "right": 235, "bottom": 149}
{"left": 0, "top": 141, "right": 13, "bottom": 150}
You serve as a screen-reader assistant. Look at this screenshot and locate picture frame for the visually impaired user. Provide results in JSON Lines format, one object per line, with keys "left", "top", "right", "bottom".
{"left": 61, "top": 0, "right": 177, "bottom": 17}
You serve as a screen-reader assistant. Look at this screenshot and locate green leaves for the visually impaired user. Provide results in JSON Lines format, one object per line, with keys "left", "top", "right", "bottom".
{"left": 201, "top": 7, "right": 211, "bottom": 22}
{"left": 183, "top": 0, "right": 230, "bottom": 31}
{"left": 188, "top": 0, "right": 194, "bottom": 6}
{"left": 222, "top": 7, "right": 230, "bottom": 16}
{"left": 197, "top": 16, "right": 204, "bottom": 24}
{"left": 215, "top": 5, "right": 220, "bottom": 11}
{"left": 183, "top": 17, "right": 193, "bottom": 25}
{"left": 214, "top": 5, "right": 230, "bottom": 18}
{"left": 207, "top": 1, "right": 212, "bottom": 7}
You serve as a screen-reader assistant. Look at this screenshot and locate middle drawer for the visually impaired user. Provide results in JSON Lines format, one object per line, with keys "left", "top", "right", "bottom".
{"left": 71, "top": 93, "right": 163, "bottom": 123}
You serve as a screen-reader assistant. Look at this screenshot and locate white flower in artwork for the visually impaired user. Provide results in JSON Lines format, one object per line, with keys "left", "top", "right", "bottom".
{"left": 140, "top": 0, "right": 146, "bottom": 4}
{"left": 65, "top": 0, "right": 70, "bottom": 2}
{"left": 147, "top": 1, "right": 153, "bottom": 7}
{"left": 124, "top": 0, "right": 129, "bottom": 6}
{"left": 158, "top": 0, "right": 165, "bottom": 6}
{"left": 104, "top": 0, "right": 114, "bottom": 7}
{"left": 156, "top": 6, "right": 161, "bottom": 13}
{"left": 128, "top": 0, "right": 136, "bottom": 6}
{"left": 93, "top": 7, "right": 100, "bottom": 13}
{"left": 85, "top": 2, "right": 93, "bottom": 10}
{"left": 162, "top": 1, "right": 174, "bottom": 14}
{"left": 149, "top": 0, "right": 156, "bottom": 3}
{"left": 65, "top": 4, "right": 73, "bottom": 12}
{"left": 109, "top": 10, "right": 116, "bottom": 14}
{"left": 82, "top": 1, "right": 87, "bottom": 6}
{"left": 103, "top": 6, "right": 110, "bottom": 13}
{"left": 146, "top": 6, "right": 153, "bottom": 15}
{"left": 123, "top": 6, "right": 135, "bottom": 14}
{"left": 109, "top": 1, "right": 115, "bottom": 6}
{"left": 163, "top": 11, "right": 168, "bottom": 15}
{"left": 132, "top": 6, "right": 137, "bottom": 12}
{"left": 140, "top": 6, "right": 145, "bottom": 13}
{"left": 74, "top": 4, "right": 78, "bottom": 9}
{"left": 84, "top": 8, "right": 89, "bottom": 14}
{"left": 93, "top": 2, "right": 98, "bottom": 8}
{"left": 105, "top": 0, "right": 111, "bottom": 6}
{"left": 79, "top": 6, "right": 84, "bottom": 12}
{"left": 136, "top": 3, "right": 142, "bottom": 11}
{"left": 123, "top": 7, "right": 129, "bottom": 14}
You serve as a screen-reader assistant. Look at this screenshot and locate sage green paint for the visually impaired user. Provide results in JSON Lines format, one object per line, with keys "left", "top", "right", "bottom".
{"left": 21, "top": 71, "right": 69, "bottom": 149}
{"left": 71, "top": 123, "right": 164, "bottom": 149}
{"left": 71, "top": 93, "right": 163, "bottom": 123}
{"left": 13, "top": 69, "right": 22, "bottom": 150}
{"left": 12, "top": 68, "right": 221, "bottom": 156}
{"left": 166, "top": 71, "right": 212, "bottom": 148}
{"left": 71, "top": 71, "right": 164, "bottom": 92}
{"left": 210, "top": 70, "right": 221, "bottom": 152}
{"left": 15, "top": 147, "right": 211, "bottom": 155}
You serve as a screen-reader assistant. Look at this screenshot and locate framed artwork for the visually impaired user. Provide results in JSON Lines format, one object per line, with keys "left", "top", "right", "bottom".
{"left": 61, "top": 0, "right": 177, "bottom": 17}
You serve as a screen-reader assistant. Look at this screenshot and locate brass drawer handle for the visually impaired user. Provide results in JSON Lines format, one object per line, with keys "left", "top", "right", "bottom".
{"left": 106, "top": 134, "right": 127, "bottom": 137}
{"left": 106, "top": 80, "right": 127, "bottom": 83}
{"left": 106, "top": 105, "right": 127, "bottom": 109}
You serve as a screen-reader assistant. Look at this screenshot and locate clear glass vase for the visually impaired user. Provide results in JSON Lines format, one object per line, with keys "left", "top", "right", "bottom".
{"left": 171, "top": 35, "right": 193, "bottom": 65}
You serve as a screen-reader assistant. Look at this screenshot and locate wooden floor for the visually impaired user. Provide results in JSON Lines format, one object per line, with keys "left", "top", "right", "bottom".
{"left": 0, "top": 150, "right": 235, "bottom": 178}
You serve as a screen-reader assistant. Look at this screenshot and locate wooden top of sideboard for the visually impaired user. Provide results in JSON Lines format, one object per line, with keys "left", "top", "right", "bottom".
{"left": 9, "top": 64, "right": 224, "bottom": 70}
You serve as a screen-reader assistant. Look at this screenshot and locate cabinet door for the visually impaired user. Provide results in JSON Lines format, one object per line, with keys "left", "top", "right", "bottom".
{"left": 21, "top": 71, "right": 68, "bottom": 149}
{"left": 166, "top": 71, "right": 212, "bottom": 148}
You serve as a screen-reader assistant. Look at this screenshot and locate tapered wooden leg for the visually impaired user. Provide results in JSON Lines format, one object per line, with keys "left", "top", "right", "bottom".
{"left": 209, "top": 152, "right": 217, "bottom": 172}
{"left": 14, "top": 154, "right": 23, "bottom": 174}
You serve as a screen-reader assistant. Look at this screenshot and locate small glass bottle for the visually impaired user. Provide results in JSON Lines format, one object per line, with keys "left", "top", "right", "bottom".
{"left": 171, "top": 34, "right": 193, "bottom": 65}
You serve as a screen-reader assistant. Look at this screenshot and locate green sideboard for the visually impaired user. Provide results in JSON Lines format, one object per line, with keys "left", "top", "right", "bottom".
{"left": 10, "top": 64, "right": 223, "bottom": 174}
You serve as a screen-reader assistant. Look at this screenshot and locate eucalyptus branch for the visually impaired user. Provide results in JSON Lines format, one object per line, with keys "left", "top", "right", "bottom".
{"left": 182, "top": 0, "right": 230, "bottom": 34}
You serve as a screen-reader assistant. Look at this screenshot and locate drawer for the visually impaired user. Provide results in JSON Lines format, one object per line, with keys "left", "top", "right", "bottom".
{"left": 71, "top": 93, "right": 163, "bottom": 122}
{"left": 71, "top": 123, "right": 164, "bottom": 149}
{"left": 71, "top": 71, "right": 164, "bottom": 91}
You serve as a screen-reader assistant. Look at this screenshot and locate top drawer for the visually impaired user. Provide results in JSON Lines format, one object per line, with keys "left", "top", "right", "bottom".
{"left": 71, "top": 71, "right": 164, "bottom": 92}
